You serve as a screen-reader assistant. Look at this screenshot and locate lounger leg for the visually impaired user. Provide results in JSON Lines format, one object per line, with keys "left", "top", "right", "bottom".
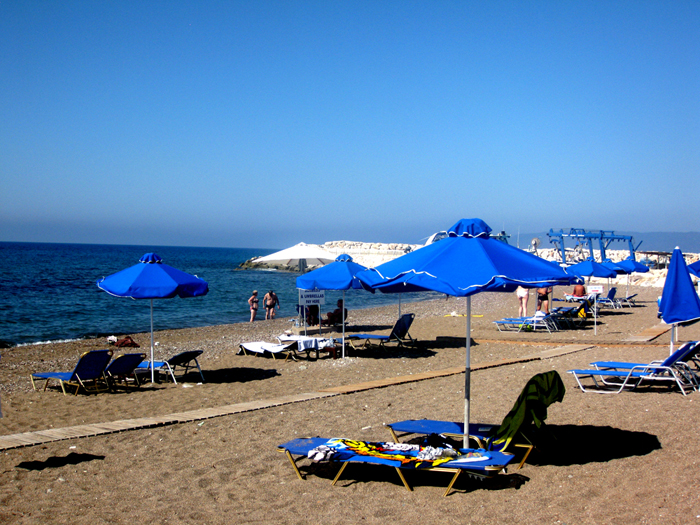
{"left": 388, "top": 428, "right": 401, "bottom": 442}
{"left": 283, "top": 450, "right": 305, "bottom": 481}
{"left": 443, "top": 470, "right": 460, "bottom": 497}
{"left": 331, "top": 462, "right": 349, "bottom": 486}
{"left": 394, "top": 467, "right": 412, "bottom": 492}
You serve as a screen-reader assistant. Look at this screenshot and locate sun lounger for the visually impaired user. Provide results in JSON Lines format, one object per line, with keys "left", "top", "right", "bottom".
{"left": 387, "top": 370, "right": 566, "bottom": 470}
{"left": 597, "top": 287, "right": 621, "bottom": 309}
{"left": 137, "top": 350, "right": 204, "bottom": 384}
{"left": 30, "top": 349, "right": 113, "bottom": 395}
{"left": 238, "top": 341, "right": 296, "bottom": 361}
{"left": 277, "top": 436, "right": 514, "bottom": 497}
{"left": 493, "top": 313, "right": 558, "bottom": 333}
{"left": 347, "top": 313, "right": 416, "bottom": 349}
{"left": 276, "top": 335, "right": 339, "bottom": 360}
{"left": 104, "top": 352, "right": 146, "bottom": 390}
{"left": 568, "top": 342, "right": 700, "bottom": 395}
{"left": 619, "top": 293, "right": 638, "bottom": 307}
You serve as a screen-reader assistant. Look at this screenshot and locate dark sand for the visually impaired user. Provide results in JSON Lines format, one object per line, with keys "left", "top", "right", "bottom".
{"left": 1, "top": 286, "right": 699, "bottom": 524}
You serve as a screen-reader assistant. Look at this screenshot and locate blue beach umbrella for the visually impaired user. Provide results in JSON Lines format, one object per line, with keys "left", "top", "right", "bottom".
{"left": 97, "top": 253, "right": 209, "bottom": 382}
{"left": 566, "top": 260, "right": 618, "bottom": 281}
{"left": 357, "top": 218, "right": 579, "bottom": 447}
{"left": 687, "top": 260, "right": 700, "bottom": 279}
{"left": 658, "top": 247, "right": 700, "bottom": 353}
{"left": 296, "top": 254, "right": 368, "bottom": 358}
{"left": 616, "top": 259, "right": 650, "bottom": 296}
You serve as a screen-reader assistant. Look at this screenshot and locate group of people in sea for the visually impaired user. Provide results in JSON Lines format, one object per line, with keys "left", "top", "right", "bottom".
{"left": 248, "top": 290, "right": 279, "bottom": 322}
{"left": 247, "top": 289, "right": 346, "bottom": 327}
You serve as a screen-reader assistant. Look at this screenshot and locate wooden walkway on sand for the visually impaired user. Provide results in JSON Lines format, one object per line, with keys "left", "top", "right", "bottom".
{"left": 0, "top": 343, "right": 592, "bottom": 451}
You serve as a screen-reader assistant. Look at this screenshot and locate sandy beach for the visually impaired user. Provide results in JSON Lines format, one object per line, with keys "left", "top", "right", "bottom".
{"left": 1, "top": 285, "right": 699, "bottom": 524}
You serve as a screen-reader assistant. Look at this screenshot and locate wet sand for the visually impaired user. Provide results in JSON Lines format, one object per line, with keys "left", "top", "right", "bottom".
{"left": 1, "top": 285, "right": 699, "bottom": 524}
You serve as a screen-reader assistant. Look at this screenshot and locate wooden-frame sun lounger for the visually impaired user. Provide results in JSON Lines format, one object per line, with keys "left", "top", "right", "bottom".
{"left": 30, "top": 349, "right": 113, "bottom": 396}
{"left": 278, "top": 437, "right": 514, "bottom": 497}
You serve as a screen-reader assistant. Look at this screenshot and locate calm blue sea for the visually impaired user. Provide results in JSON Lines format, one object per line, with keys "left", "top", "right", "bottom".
{"left": 0, "top": 242, "right": 435, "bottom": 348}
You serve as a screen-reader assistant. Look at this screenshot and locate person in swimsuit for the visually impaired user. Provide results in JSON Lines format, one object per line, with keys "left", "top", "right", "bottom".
{"left": 264, "top": 290, "right": 280, "bottom": 320}
{"left": 248, "top": 290, "right": 259, "bottom": 322}
{"left": 515, "top": 286, "right": 529, "bottom": 317}
{"left": 537, "top": 286, "right": 553, "bottom": 314}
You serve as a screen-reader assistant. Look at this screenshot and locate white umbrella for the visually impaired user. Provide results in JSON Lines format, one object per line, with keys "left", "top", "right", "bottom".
{"left": 253, "top": 242, "right": 335, "bottom": 270}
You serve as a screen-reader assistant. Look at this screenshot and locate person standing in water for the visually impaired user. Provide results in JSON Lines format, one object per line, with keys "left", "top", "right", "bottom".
{"left": 264, "top": 290, "right": 280, "bottom": 319}
{"left": 248, "top": 290, "right": 259, "bottom": 322}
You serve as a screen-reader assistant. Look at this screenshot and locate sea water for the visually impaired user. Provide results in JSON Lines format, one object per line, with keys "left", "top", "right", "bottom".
{"left": 0, "top": 242, "right": 435, "bottom": 347}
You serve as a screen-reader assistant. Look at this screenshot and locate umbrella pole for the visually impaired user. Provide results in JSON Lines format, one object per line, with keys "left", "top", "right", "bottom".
{"left": 150, "top": 298, "right": 155, "bottom": 383}
{"left": 464, "top": 296, "right": 471, "bottom": 449}
{"left": 342, "top": 290, "right": 346, "bottom": 359}
{"left": 670, "top": 324, "right": 676, "bottom": 355}
{"left": 594, "top": 295, "right": 597, "bottom": 336}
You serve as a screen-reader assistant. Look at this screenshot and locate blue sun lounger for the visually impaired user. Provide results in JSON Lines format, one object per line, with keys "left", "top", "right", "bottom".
{"left": 387, "top": 371, "right": 566, "bottom": 470}
{"left": 104, "top": 352, "right": 146, "bottom": 389}
{"left": 347, "top": 313, "right": 416, "bottom": 349}
{"left": 137, "top": 350, "right": 204, "bottom": 384}
{"left": 30, "top": 349, "right": 113, "bottom": 395}
{"left": 568, "top": 341, "right": 700, "bottom": 395}
{"left": 493, "top": 313, "right": 558, "bottom": 333}
{"left": 278, "top": 436, "right": 514, "bottom": 497}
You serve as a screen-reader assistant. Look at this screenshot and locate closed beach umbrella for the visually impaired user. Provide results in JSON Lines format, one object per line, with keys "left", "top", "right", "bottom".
{"left": 97, "top": 253, "right": 209, "bottom": 382}
{"left": 296, "top": 254, "right": 368, "bottom": 358}
{"left": 357, "top": 218, "right": 579, "bottom": 447}
{"left": 658, "top": 247, "right": 700, "bottom": 353}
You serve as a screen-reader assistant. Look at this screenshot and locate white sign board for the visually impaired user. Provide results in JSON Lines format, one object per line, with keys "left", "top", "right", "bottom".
{"left": 299, "top": 290, "right": 325, "bottom": 306}
{"left": 588, "top": 285, "right": 604, "bottom": 294}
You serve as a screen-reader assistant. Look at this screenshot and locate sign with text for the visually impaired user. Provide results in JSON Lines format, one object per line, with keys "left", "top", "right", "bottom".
{"left": 299, "top": 290, "right": 325, "bottom": 306}
{"left": 588, "top": 285, "right": 604, "bottom": 294}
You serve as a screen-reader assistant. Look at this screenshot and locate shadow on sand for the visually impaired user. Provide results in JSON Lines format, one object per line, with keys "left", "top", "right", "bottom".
{"left": 528, "top": 424, "right": 661, "bottom": 466}
{"left": 17, "top": 452, "right": 106, "bottom": 471}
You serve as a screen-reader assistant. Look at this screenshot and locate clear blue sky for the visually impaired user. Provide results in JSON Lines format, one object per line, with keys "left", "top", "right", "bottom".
{"left": 1, "top": 1, "right": 698, "bottom": 249}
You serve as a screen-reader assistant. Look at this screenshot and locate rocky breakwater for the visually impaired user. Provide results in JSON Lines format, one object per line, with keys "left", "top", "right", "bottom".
{"left": 238, "top": 240, "right": 423, "bottom": 271}
{"left": 321, "top": 240, "right": 422, "bottom": 268}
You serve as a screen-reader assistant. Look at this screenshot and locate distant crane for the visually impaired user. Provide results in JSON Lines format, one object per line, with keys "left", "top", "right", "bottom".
{"left": 547, "top": 229, "right": 643, "bottom": 264}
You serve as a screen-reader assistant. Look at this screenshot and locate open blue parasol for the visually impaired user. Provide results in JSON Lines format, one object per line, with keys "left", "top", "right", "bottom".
{"left": 357, "top": 219, "right": 579, "bottom": 447}
{"left": 97, "top": 253, "right": 209, "bottom": 382}
{"left": 296, "top": 254, "right": 368, "bottom": 357}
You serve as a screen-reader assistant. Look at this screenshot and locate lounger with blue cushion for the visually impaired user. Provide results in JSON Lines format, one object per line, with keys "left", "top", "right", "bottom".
{"left": 619, "top": 294, "right": 638, "bottom": 307}
{"left": 104, "top": 352, "right": 146, "bottom": 389}
{"left": 30, "top": 349, "right": 113, "bottom": 395}
{"left": 597, "top": 287, "right": 621, "bottom": 309}
{"left": 278, "top": 436, "right": 514, "bottom": 497}
{"left": 387, "top": 371, "right": 566, "bottom": 470}
{"left": 568, "top": 342, "right": 699, "bottom": 395}
{"left": 347, "top": 313, "right": 416, "bottom": 349}
{"left": 137, "top": 350, "right": 204, "bottom": 384}
{"left": 493, "top": 313, "right": 558, "bottom": 333}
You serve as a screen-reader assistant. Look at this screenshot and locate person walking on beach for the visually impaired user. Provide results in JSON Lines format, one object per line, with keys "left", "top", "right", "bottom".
{"left": 516, "top": 286, "right": 529, "bottom": 317}
{"left": 248, "top": 290, "right": 259, "bottom": 322}
{"left": 264, "top": 290, "right": 280, "bottom": 319}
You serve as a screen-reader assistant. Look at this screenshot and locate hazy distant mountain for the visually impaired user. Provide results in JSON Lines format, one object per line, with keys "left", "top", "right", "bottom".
{"left": 516, "top": 231, "right": 700, "bottom": 254}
